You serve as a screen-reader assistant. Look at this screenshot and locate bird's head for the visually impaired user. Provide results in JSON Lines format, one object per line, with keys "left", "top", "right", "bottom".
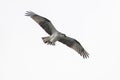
{"left": 61, "top": 33, "right": 66, "bottom": 37}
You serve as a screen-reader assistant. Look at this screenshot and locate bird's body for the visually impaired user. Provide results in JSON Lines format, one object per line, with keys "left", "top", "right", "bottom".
{"left": 25, "top": 11, "right": 89, "bottom": 58}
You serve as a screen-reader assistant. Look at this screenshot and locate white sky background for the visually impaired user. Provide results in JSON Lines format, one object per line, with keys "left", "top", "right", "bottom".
{"left": 0, "top": 0, "right": 120, "bottom": 80}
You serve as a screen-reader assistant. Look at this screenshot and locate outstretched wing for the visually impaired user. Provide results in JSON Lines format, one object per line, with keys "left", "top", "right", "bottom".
{"left": 59, "top": 36, "right": 89, "bottom": 58}
{"left": 25, "top": 11, "right": 57, "bottom": 35}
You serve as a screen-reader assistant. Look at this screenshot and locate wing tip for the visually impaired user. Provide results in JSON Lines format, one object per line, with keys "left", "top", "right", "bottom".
{"left": 79, "top": 49, "right": 89, "bottom": 59}
{"left": 25, "top": 11, "right": 36, "bottom": 17}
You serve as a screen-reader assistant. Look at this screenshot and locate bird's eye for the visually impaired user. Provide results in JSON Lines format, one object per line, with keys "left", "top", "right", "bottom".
{"left": 63, "top": 34, "right": 66, "bottom": 37}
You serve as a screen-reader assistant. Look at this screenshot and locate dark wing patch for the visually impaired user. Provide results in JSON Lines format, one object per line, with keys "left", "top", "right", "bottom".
{"left": 59, "top": 37, "right": 74, "bottom": 47}
{"left": 59, "top": 36, "right": 89, "bottom": 58}
{"left": 39, "top": 20, "right": 53, "bottom": 35}
{"left": 43, "top": 17, "right": 51, "bottom": 22}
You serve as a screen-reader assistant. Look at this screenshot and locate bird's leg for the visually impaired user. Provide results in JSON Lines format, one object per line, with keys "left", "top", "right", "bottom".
{"left": 42, "top": 36, "right": 55, "bottom": 45}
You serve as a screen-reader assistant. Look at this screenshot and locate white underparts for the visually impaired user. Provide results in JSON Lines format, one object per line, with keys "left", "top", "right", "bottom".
{"left": 42, "top": 32, "right": 61, "bottom": 45}
{"left": 50, "top": 33, "right": 59, "bottom": 43}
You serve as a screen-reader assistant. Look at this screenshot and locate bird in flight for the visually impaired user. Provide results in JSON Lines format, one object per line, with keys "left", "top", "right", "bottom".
{"left": 25, "top": 11, "right": 89, "bottom": 58}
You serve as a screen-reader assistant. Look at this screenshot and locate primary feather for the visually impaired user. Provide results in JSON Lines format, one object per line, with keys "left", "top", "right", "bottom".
{"left": 59, "top": 36, "right": 89, "bottom": 58}
{"left": 25, "top": 11, "right": 57, "bottom": 35}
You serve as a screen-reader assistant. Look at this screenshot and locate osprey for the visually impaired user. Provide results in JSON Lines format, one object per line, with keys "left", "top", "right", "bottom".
{"left": 25, "top": 11, "right": 89, "bottom": 58}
